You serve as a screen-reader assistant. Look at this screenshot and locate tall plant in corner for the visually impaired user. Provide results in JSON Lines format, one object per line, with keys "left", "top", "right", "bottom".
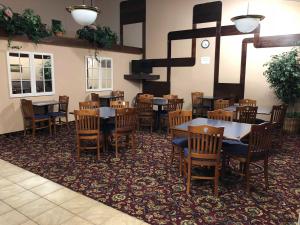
{"left": 263, "top": 47, "right": 300, "bottom": 112}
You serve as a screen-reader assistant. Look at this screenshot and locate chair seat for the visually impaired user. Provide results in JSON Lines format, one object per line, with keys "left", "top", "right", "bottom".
{"left": 48, "top": 111, "right": 66, "bottom": 117}
{"left": 34, "top": 114, "right": 50, "bottom": 120}
{"left": 222, "top": 140, "right": 248, "bottom": 156}
{"left": 172, "top": 137, "right": 188, "bottom": 148}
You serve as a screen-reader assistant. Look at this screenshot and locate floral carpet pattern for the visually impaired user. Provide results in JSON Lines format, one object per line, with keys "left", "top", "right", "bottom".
{"left": 0, "top": 125, "right": 299, "bottom": 225}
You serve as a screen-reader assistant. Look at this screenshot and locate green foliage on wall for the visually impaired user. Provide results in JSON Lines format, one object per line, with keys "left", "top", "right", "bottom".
{"left": 77, "top": 25, "right": 118, "bottom": 48}
{"left": 0, "top": 5, "right": 51, "bottom": 46}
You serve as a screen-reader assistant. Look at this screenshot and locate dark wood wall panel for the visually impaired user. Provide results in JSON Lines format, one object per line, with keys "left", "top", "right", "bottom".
{"left": 142, "top": 81, "right": 170, "bottom": 97}
{"left": 121, "top": 0, "right": 300, "bottom": 99}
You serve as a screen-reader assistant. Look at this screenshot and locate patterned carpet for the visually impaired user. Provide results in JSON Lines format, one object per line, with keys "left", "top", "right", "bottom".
{"left": 0, "top": 124, "right": 299, "bottom": 225}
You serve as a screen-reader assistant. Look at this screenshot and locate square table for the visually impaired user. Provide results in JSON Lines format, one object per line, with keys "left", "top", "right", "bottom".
{"left": 32, "top": 100, "right": 59, "bottom": 113}
{"left": 223, "top": 104, "right": 271, "bottom": 115}
{"left": 173, "top": 117, "right": 252, "bottom": 141}
{"left": 99, "top": 95, "right": 120, "bottom": 107}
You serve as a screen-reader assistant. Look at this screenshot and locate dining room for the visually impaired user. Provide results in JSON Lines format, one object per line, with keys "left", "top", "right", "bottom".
{"left": 0, "top": 0, "right": 299, "bottom": 225}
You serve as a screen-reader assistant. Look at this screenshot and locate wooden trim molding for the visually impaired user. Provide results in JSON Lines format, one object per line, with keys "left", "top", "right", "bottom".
{"left": 0, "top": 31, "right": 143, "bottom": 55}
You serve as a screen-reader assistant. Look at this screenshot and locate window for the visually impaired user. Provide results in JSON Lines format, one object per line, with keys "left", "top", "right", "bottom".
{"left": 7, "top": 51, "right": 54, "bottom": 97}
{"left": 86, "top": 56, "right": 113, "bottom": 91}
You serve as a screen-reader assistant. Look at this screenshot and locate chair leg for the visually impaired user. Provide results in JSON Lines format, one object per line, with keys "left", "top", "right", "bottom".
{"left": 32, "top": 123, "right": 36, "bottom": 138}
{"left": 76, "top": 138, "right": 81, "bottom": 159}
{"left": 97, "top": 137, "right": 100, "bottom": 161}
{"left": 179, "top": 149, "right": 183, "bottom": 176}
{"left": 170, "top": 145, "right": 175, "bottom": 165}
{"left": 186, "top": 161, "right": 191, "bottom": 194}
{"left": 115, "top": 136, "right": 119, "bottom": 158}
{"left": 214, "top": 166, "right": 219, "bottom": 197}
{"left": 48, "top": 119, "right": 52, "bottom": 135}
{"left": 245, "top": 163, "right": 251, "bottom": 193}
{"left": 264, "top": 159, "right": 269, "bottom": 190}
{"left": 65, "top": 116, "right": 69, "bottom": 130}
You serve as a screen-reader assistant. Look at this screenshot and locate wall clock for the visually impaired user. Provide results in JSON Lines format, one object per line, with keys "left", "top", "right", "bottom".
{"left": 201, "top": 39, "right": 210, "bottom": 49}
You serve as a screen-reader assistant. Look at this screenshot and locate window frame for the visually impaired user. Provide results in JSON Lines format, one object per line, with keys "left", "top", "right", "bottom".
{"left": 85, "top": 56, "right": 113, "bottom": 92}
{"left": 7, "top": 51, "right": 55, "bottom": 98}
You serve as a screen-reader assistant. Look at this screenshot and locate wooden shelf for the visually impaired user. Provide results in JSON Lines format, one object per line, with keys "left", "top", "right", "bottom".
{"left": 0, "top": 30, "right": 143, "bottom": 55}
{"left": 124, "top": 74, "right": 160, "bottom": 81}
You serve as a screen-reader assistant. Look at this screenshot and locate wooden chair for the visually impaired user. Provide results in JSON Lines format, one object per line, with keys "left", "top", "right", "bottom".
{"left": 239, "top": 99, "right": 257, "bottom": 107}
{"left": 20, "top": 99, "right": 52, "bottom": 137}
{"left": 139, "top": 94, "right": 154, "bottom": 100}
{"left": 110, "top": 100, "right": 129, "bottom": 109}
{"left": 183, "top": 125, "right": 224, "bottom": 196}
{"left": 207, "top": 109, "right": 234, "bottom": 121}
{"left": 111, "top": 90, "right": 124, "bottom": 101}
{"left": 160, "top": 98, "right": 183, "bottom": 132}
{"left": 79, "top": 101, "right": 99, "bottom": 110}
{"left": 136, "top": 98, "right": 154, "bottom": 132}
{"left": 50, "top": 95, "right": 69, "bottom": 130}
{"left": 222, "top": 123, "right": 273, "bottom": 193}
{"left": 270, "top": 104, "right": 288, "bottom": 148}
{"left": 91, "top": 93, "right": 99, "bottom": 102}
{"left": 74, "top": 109, "right": 102, "bottom": 160}
{"left": 214, "top": 99, "right": 230, "bottom": 110}
{"left": 163, "top": 94, "right": 178, "bottom": 99}
{"left": 169, "top": 110, "right": 192, "bottom": 175}
{"left": 191, "top": 92, "right": 208, "bottom": 117}
{"left": 110, "top": 108, "right": 136, "bottom": 157}
{"left": 236, "top": 106, "right": 258, "bottom": 124}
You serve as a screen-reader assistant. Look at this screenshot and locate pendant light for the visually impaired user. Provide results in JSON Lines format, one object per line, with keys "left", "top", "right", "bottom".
{"left": 66, "top": 0, "right": 100, "bottom": 26}
{"left": 231, "top": 2, "right": 265, "bottom": 33}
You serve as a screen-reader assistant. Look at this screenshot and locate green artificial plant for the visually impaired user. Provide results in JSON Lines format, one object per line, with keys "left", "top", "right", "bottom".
{"left": 0, "top": 4, "right": 50, "bottom": 47}
{"left": 263, "top": 47, "right": 300, "bottom": 112}
{"left": 77, "top": 25, "right": 118, "bottom": 48}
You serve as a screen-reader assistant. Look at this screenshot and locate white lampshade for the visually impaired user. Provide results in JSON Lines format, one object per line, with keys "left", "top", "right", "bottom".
{"left": 231, "top": 15, "right": 265, "bottom": 33}
{"left": 67, "top": 5, "right": 99, "bottom": 26}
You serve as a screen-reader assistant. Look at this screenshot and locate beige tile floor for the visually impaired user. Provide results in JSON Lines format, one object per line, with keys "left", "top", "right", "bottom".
{"left": 0, "top": 159, "right": 149, "bottom": 225}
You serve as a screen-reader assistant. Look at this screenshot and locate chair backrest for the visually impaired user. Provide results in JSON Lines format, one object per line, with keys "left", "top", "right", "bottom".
{"left": 191, "top": 92, "right": 203, "bottom": 105}
{"left": 111, "top": 90, "right": 125, "bottom": 100}
{"left": 136, "top": 98, "right": 153, "bottom": 114}
{"left": 74, "top": 109, "right": 100, "bottom": 135}
{"left": 91, "top": 93, "right": 99, "bottom": 102}
{"left": 79, "top": 101, "right": 100, "bottom": 110}
{"left": 176, "top": 98, "right": 184, "bottom": 110}
{"left": 248, "top": 122, "right": 273, "bottom": 158}
{"left": 139, "top": 94, "right": 154, "bottom": 100}
{"left": 115, "top": 108, "right": 137, "bottom": 132}
{"left": 270, "top": 104, "right": 287, "bottom": 126}
{"left": 214, "top": 99, "right": 229, "bottom": 110}
{"left": 236, "top": 106, "right": 258, "bottom": 124}
{"left": 163, "top": 94, "right": 178, "bottom": 99}
{"left": 207, "top": 109, "right": 233, "bottom": 121}
{"left": 20, "top": 99, "right": 34, "bottom": 119}
{"left": 59, "top": 95, "right": 69, "bottom": 113}
{"left": 163, "top": 98, "right": 178, "bottom": 112}
{"left": 110, "top": 100, "right": 129, "bottom": 109}
{"left": 187, "top": 125, "right": 224, "bottom": 161}
{"left": 239, "top": 99, "right": 256, "bottom": 107}
{"left": 169, "top": 110, "right": 192, "bottom": 129}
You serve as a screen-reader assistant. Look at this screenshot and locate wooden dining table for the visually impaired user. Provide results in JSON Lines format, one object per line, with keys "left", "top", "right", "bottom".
{"left": 99, "top": 95, "right": 120, "bottom": 107}
{"left": 32, "top": 100, "right": 59, "bottom": 113}
{"left": 173, "top": 117, "right": 252, "bottom": 141}
{"left": 70, "top": 107, "right": 115, "bottom": 119}
{"left": 223, "top": 104, "right": 271, "bottom": 115}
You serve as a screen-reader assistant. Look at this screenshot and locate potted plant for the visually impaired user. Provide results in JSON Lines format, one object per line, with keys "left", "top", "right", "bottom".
{"left": 264, "top": 47, "right": 300, "bottom": 134}
{"left": 51, "top": 20, "right": 65, "bottom": 37}
{"left": 76, "top": 25, "right": 118, "bottom": 48}
{"left": 0, "top": 5, "right": 50, "bottom": 47}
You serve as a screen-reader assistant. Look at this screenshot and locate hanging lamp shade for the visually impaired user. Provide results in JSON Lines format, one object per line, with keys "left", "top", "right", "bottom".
{"left": 66, "top": 5, "right": 99, "bottom": 26}
{"left": 231, "top": 15, "right": 265, "bottom": 33}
